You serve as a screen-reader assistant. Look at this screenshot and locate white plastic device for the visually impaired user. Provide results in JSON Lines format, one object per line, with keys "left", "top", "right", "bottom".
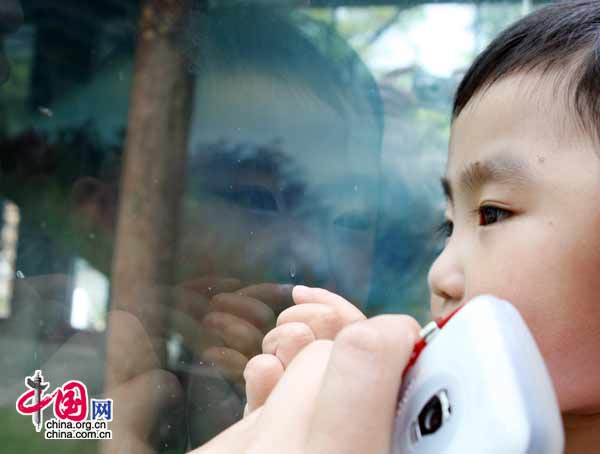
{"left": 391, "top": 295, "right": 564, "bottom": 454}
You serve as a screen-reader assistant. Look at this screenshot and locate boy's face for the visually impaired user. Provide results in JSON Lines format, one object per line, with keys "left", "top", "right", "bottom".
{"left": 178, "top": 71, "right": 379, "bottom": 305}
{"left": 428, "top": 74, "right": 600, "bottom": 413}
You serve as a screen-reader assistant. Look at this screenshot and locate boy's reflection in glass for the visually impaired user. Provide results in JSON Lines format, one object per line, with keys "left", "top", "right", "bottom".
{"left": 176, "top": 9, "right": 383, "bottom": 444}
{"left": 178, "top": 9, "right": 381, "bottom": 303}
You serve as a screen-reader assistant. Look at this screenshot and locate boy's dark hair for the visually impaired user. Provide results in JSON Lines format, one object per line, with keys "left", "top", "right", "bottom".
{"left": 454, "top": 0, "right": 600, "bottom": 142}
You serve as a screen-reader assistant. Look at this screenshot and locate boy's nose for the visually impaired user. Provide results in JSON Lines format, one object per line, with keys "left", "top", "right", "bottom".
{"left": 427, "top": 245, "right": 464, "bottom": 308}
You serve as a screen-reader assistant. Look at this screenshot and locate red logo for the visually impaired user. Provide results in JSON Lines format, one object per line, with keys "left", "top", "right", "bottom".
{"left": 16, "top": 370, "right": 88, "bottom": 432}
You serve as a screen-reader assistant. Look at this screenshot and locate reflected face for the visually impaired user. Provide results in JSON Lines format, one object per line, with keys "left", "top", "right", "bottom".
{"left": 177, "top": 71, "right": 380, "bottom": 305}
{"left": 428, "top": 74, "right": 600, "bottom": 413}
{"left": 0, "top": 0, "right": 23, "bottom": 84}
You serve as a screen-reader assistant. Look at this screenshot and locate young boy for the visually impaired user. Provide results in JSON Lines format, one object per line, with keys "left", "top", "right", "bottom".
{"left": 241, "top": 1, "right": 600, "bottom": 452}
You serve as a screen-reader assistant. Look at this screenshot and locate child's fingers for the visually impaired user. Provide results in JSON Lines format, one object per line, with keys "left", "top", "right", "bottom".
{"left": 262, "top": 322, "right": 316, "bottom": 367}
{"left": 292, "top": 286, "right": 366, "bottom": 318}
{"left": 277, "top": 303, "right": 361, "bottom": 339}
{"left": 305, "top": 315, "right": 420, "bottom": 454}
{"left": 287, "top": 286, "right": 366, "bottom": 339}
{"left": 246, "top": 315, "right": 419, "bottom": 453}
{"left": 248, "top": 340, "right": 334, "bottom": 449}
{"left": 245, "top": 323, "right": 315, "bottom": 417}
{"left": 243, "top": 354, "right": 284, "bottom": 416}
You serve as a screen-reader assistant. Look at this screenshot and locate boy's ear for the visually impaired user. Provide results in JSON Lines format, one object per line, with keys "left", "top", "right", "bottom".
{"left": 70, "top": 177, "right": 117, "bottom": 233}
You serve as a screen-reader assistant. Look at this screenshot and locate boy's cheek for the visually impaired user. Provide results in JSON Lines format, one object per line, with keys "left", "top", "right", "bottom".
{"left": 468, "top": 235, "right": 600, "bottom": 406}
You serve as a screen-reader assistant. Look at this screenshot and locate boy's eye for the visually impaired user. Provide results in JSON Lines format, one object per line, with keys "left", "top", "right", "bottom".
{"left": 214, "top": 186, "right": 278, "bottom": 211}
{"left": 478, "top": 206, "right": 511, "bottom": 226}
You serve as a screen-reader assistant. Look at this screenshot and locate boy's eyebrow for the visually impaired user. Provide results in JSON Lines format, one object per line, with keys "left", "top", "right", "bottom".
{"left": 441, "top": 153, "right": 535, "bottom": 202}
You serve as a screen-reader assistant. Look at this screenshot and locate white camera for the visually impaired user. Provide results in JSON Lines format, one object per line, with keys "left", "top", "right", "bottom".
{"left": 391, "top": 295, "right": 564, "bottom": 453}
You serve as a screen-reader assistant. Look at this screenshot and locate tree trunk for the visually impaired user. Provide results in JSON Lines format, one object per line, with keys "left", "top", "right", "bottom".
{"left": 103, "top": 0, "right": 193, "bottom": 452}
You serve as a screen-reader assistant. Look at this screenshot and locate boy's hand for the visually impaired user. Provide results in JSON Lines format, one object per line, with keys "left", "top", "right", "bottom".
{"left": 244, "top": 285, "right": 366, "bottom": 415}
{"left": 193, "top": 315, "right": 420, "bottom": 454}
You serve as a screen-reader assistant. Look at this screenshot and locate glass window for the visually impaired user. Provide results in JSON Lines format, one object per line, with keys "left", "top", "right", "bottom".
{"left": 0, "top": 0, "right": 551, "bottom": 452}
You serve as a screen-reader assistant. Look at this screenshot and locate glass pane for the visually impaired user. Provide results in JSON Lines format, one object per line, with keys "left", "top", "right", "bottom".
{"left": 0, "top": 1, "right": 552, "bottom": 452}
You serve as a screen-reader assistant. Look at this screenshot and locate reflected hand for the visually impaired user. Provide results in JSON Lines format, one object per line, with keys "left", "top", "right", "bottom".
{"left": 102, "top": 275, "right": 250, "bottom": 453}
{"left": 199, "top": 283, "right": 292, "bottom": 389}
{"left": 93, "top": 277, "right": 292, "bottom": 452}
{"left": 178, "top": 279, "right": 293, "bottom": 445}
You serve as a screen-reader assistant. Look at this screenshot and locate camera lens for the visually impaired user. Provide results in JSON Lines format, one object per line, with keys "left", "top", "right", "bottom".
{"left": 418, "top": 395, "right": 443, "bottom": 435}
